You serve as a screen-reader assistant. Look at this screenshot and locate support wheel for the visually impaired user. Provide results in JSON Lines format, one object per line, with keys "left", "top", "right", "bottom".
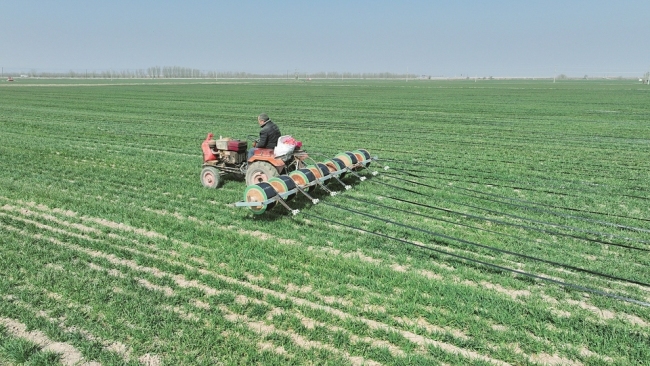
{"left": 245, "top": 161, "right": 279, "bottom": 185}
{"left": 201, "top": 166, "right": 221, "bottom": 188}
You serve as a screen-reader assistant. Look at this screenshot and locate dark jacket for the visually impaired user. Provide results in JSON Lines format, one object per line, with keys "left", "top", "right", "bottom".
{"left": 257, "top": 120, "right": 281, "bottom": 149}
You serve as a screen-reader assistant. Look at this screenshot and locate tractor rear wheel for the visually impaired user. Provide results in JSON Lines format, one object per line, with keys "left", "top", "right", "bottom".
{"left": 245, "top": 162, "right": 279, "bottom": 185}
{"left": 201, "top": 166, "right": 221, "bottom": 188}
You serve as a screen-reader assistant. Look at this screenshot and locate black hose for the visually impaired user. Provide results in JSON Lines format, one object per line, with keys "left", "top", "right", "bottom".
{"left": 383, "top": 192, "right": 650, "bottom": 253}
{"left": 453, "top": 186, "right": 650, "bottom": 234}
{"left": 330, "top": 199, "right": 650, "bottom": 289}
{"left": 374, "top": 177, "right": 650, "bottom": 251}
{"left": 386, "top": 168, "right": 650, "bottom": 222}
{"left": 300, "top": 211, "right": 650, "bottom": 308}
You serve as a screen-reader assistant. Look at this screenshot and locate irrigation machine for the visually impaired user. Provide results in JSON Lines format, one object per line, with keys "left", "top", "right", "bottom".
{"left": 200, "top": 133, "right": 383, "bottom": 215}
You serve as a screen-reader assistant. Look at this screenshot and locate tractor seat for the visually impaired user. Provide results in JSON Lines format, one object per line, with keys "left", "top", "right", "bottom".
{"left": 252, "top": 148, "right": 275, "bottom": 158}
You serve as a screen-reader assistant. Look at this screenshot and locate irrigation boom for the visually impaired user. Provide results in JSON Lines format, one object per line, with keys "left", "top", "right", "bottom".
{"left": 235, "top": 149, "right": 384, "bottom": 215}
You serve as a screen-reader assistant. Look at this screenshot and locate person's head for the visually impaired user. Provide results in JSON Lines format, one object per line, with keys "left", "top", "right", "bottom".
{"left": 257, "top": 113, "right": 270, "bottom": 125}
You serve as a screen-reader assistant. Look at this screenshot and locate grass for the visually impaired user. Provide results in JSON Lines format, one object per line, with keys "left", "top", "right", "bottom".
{"left": 0, "top": 78, "right": 649, "bottom": 365}
{"left": 0, "top": 325, "right": 61, "bottom": 365}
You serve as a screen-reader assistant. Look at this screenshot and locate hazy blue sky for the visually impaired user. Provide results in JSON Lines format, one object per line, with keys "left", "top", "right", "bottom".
{"left": 1, "top": 0, "right": 648, "bottom": 77}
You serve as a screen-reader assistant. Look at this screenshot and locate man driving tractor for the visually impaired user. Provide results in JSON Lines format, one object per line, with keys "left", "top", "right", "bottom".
{"left": 248, "top": 113, "right": 281, "bottom": 159}
{"left": 201, "top": 112, "right": 307, "bottom": 188}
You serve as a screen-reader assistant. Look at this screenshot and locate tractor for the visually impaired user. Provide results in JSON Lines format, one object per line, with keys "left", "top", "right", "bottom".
{"left": 200, "top": 133, "right": 308, "bottom": 188}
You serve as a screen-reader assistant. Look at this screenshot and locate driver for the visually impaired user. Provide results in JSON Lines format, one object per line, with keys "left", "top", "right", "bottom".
{"left": 248, "top": 113, "right": 281, "bottom": 159}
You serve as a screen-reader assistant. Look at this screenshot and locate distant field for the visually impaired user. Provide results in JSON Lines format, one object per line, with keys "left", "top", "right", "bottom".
{"left": 1, "top": 78, "right": 649, "bottom": 365}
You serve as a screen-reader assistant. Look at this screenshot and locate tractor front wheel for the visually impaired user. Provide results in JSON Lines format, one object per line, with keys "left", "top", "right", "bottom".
{"left": 245, "top": 162, "right": 279, "bottom": 185}
{"left": 201, "top": 166, "right": 221, "bottom": 188}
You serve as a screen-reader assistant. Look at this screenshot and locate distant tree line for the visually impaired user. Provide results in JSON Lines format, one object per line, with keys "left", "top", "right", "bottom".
{"left": 7, "top": 67, "right": 417, "bottom": 80}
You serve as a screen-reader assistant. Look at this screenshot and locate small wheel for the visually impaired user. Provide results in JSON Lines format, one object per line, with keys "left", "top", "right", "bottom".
{"left": 305, "top": 165, "right": 323, "bottom": 179}
{"left": 243, "top": 182, "right": 277, "bottom": 214}
{"left": 334, "top": 153, "right": 353, "bottom": 168}
{"left": 288, "top": 168, "right": 317, "bottom": 192}
{"left": 316, "top": 163, "right": 330, "bottom": 177}
{"left": 330, "top": 158, "right": 348, "bottom": 178}
{"left": 355, "top": 149, "right": 372, "bottom": 168}
{"left": 344, "top": 152, "right": 358, "bottom": 165}
{"left": 245, "top": 161, "right": 279, "bottom": 185}
{"left": 201, "top": 166, "right": 221, "bottom": 188}
{"left": 268, "top": 176, "right": 297, "bottom": 201}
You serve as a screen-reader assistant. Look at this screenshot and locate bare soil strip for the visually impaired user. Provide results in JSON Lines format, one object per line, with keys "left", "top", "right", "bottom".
{"left": 219, "top": 306, "right": 382, "bottom": 366}
{"left": 7, "top": 197, "right": 597, "bottom": 305}
{"left": 3, "top": 289, "right": 153, "bottom": 365}
{"left": 224, "top": 293, "right": 406, "bottom": 358}
{"left": 3, "top": 198, "right": 641, "bottom": 364}
{"left": 0, "top": 219, "right": 511, "bottom": 365}
{"left": 138, "top": 279, "right": 175, "bottom": 297}
{"left": 0, "top": 317, "right": 100, "bottom": 366}
{"left": 1, "top": 202, "right": 207, "bottom": 265}
{"left": 566, "top": 299, "right": 648, "bottom": 327}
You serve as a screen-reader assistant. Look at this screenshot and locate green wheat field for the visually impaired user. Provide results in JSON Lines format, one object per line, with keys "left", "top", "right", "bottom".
{"left": 1, "top": 78, "right": 649, "bottom": 365}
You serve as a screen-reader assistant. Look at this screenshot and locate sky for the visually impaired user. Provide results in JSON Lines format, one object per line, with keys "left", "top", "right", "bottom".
{"left": 1, "top": 0, "right": 649, "bottom": 77}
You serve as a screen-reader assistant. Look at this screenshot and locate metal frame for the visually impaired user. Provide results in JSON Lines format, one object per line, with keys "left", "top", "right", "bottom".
{"left": 235, "top": 156, "right": 383, "bottom": 215}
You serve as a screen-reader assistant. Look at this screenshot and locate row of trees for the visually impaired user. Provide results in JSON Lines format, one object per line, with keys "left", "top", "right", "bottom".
{"left": 4, "top": 67, "right": 418, "bottom": 80}
{"left": 6, "top": 67, "right": 648, "bottom": 82}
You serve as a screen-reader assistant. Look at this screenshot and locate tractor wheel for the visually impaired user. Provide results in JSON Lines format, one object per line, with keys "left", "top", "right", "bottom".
{"left": 245, "top": 161, "right": 279, "bottom": 185}
{"left": 201, "top": 166, "right": 221, "bottom": 188}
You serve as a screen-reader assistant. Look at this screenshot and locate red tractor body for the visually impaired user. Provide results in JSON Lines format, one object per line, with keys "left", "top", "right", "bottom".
{"left": 200, "top": 133, "right": 307, "bottom": 188}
